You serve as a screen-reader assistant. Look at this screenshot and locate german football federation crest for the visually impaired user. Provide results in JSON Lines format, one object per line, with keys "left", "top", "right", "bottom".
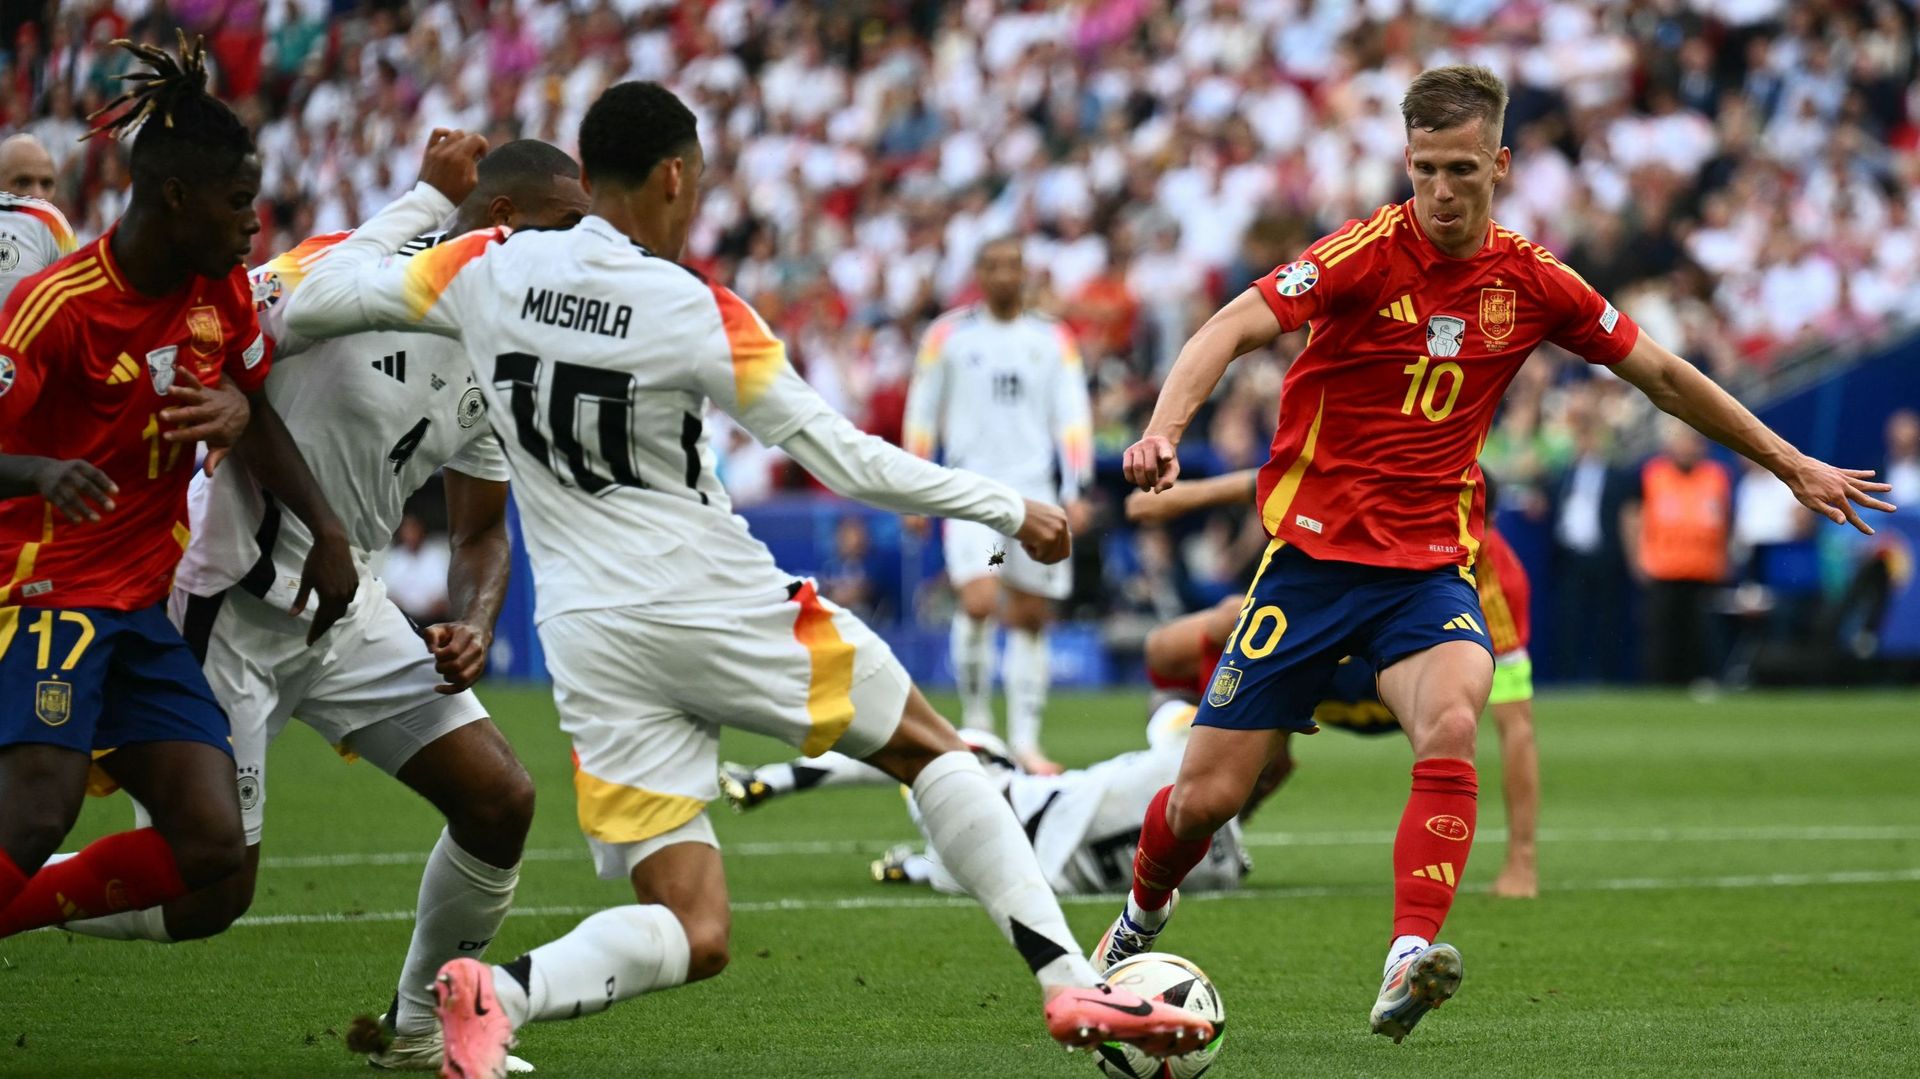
{"left": 0, "top": 238, "right": 18, "bottom": 274}
{"left": 1426, "top": 315, "right": 1466, "bottom": 357}
{"left": 1207, "top": 665, "right": 1243, "bottom": 708}
{"left": 457, "top": 386, "right": 486, "bottom": 428}
{"left": 1272, "top": 260, "right": 1319, "bottom": 297}
{"left": 186, "top": 305, "right": 224, "bottom": 356}
{"left": 35, "top": 680, "right": 72, "bottom": 726}
{"left": 1479, "top": 288, "right": 1516, "bottom": 349}
{"left": 146, "top": 346, "right": 179, "bottom": 395}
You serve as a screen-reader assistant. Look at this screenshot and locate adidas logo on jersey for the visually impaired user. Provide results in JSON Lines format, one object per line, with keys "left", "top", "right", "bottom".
{"left": 104, "top": 352, "right": 139, "bottom": 384}
{"left": 1442, "top": 612, "right": 1484, "bottom": 634}
{"left": 1378, "top": 295, "right": 1418, "bottom": 324}
{"left": 1410, "top": 862, "right": 1457, "bottom": 886}
{"left": 372, "top": 351, "right": 407, "bottom": 381}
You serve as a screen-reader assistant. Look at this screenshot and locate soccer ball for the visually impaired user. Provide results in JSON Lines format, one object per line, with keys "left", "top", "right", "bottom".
{"left": 1094, "top": 953, "right": 1226, "bottom": 1079}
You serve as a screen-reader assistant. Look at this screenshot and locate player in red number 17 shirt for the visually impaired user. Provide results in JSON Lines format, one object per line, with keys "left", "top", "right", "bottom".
{"left": 0, "top": 36, "right": 356, "bottom": 945}
{"left": 1099, "top": 65, "right": 1896, "bottom": 1043}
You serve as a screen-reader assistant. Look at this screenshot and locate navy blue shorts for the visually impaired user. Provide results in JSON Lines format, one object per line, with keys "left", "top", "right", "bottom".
{"left": 1197, "top": 543, "right": 1493, "bottom": 733}
{"left": 1309, "top": 657, "right": 1402, "bottom": 736}
{"left": 0, "top": 602, "right": 231, "bottom": 755}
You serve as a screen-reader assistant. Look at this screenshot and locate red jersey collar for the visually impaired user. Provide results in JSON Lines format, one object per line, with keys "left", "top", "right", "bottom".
{"left": 93, "top": 227, "right": 130, "bottom": 292}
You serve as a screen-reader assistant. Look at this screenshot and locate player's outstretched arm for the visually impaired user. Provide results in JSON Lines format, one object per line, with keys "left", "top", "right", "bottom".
{"left": 1125, "top": 468, "right": 1257, "bottom": 525}
{"left": 283, "top": 130, "right": 488, "bottom": 342}
{"left": 233, "top": 396, "right": 358, "bottom": 643}
{"left": 0, "top": 455, "right": 117, "bottom": 522}
{"left": 424, "top": 471, "right": 511, "bottom": 694}
{"left": 1611, "top": 335, "right": 1896, "bottom": 533}
{"left": 1125, "top": 288, "right": 1282, "bottom": 492}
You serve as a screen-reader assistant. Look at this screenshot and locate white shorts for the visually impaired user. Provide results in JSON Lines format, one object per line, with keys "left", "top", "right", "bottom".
{"left": 171, "top": 579, "right": 489, "bottom": 844}
{"left": 540, "top": 579, "right": 909, "bottom": 879}
{"left": 943, "top": 518, "right": 1070, "bottom": 599}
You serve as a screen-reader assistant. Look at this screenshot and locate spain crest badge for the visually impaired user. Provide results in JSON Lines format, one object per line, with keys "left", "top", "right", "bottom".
{"left": 186, "top": 304, "right": 224, "bottom": 356}
{"left": 36, "top": 680, "right": 72, "bottom": 726}
{"left": 1479, "top": 288, "right": 1516, "bottom": 349}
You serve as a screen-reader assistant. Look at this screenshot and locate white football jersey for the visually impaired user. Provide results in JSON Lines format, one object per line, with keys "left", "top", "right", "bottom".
{"left": 903, "top": 305, "right": 1093, "bottom": 502}
{"left": 0, "top": 194, "right": 77, "bottom": 302}
{"left": 283, "top": 183, "right": 1027, "bottom": 623}
{"left": 173, "top": 229, "right": 509, "bottom": 610}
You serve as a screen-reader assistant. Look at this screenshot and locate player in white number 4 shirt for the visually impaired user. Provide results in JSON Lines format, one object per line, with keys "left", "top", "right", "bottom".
{"left": 55, "top": 141, "right": 591, "bottom": 1073}
{"left": 904, "top": 238, "right": 1093, "bottom": 775}
{"left": 285, "top": 84, "right": 1212, "bottom": 1078}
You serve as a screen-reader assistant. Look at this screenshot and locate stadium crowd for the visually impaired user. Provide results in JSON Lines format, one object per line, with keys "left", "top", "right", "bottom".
{"left": 2, "top": 0, "right": 1915, "bottom": 673}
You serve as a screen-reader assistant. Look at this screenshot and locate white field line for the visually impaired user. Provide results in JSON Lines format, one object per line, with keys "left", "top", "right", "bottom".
{"left": 255, "top": 824, "right": 1920, "bottom": 871}
{"left": 231, "top": 866, "right": 1920, "bottom": 928}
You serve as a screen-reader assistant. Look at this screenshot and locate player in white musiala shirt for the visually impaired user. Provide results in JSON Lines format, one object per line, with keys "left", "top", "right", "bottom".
{"left": 721, "top": 703, "right": 1254, "bottom": 898}
{"left": 904, "top": 238, "right": 1093, "bottom": 775}
{"left": 284, "top": 85, "right": 1212, "bottom": 1074}
{"left": 55, "top": 141, "right": 590, "bottom": 1074}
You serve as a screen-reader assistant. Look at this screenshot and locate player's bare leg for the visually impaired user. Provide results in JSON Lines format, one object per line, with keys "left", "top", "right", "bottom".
{"left": 1096, "top": 724, "right": 1282, "bottom": 972}
{"left": 1002, "top": 586, "right": 1062, "bottom": 775}
{"left": 1370, "top": 639, "right": 1493, "bottom": 1042}
{"left": 1487, "top": 698, "right": 1539, "bottom": 898}
{"left": 0, "top": 744, "right": 90, "bottom": 911}
{"left": 951, "top": 575, "right": 1001, "bottom": 733}
{"left": 441, "top": 836, "right": 727, "bottom": 1079}
{"left": 353, "top": 720, "right": 534, "bottom": 1070}
{"left": 861, "top": 688, "right": 1212, "bottom": 1056}
{"left": 1, "top": 741, "right": 246, "bottom": 939}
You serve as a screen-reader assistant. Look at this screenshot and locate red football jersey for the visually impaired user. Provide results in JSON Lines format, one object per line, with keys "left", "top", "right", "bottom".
{"left": 0, "top": 232, "right": 272, "bottom": 610}
{"left": 1251, "top": 200, "right": 1640, "bottom": 570}
{"left": 1474, "top": 526, "right": 1530, "bottom": 654}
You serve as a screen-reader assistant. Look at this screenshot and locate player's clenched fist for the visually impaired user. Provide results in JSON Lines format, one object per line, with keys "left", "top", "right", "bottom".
{"left": 1016, "top": 499, "right": 1072, "bottom": 564}
{"left": 1123, "top": 433, "right": 1180, "bottom": 493}
{"left": 417, "top": 128, "right": 489, "bottom": 207}
{"left": 423, "top": 622, "right": 491, "bottom": 694}
{"left": 34, "top": 458, "right": 118, "bottom": 523}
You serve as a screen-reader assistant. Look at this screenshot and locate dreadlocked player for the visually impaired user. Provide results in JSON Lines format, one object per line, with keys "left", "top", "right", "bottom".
{"left": 0, "top": 33, "right": 356, "bottom": 942}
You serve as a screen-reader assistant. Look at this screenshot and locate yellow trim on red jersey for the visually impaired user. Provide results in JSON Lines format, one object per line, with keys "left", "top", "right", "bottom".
{"left": 3, "top": 258, "right": 101, "bottom": 349}
{"left": 1312, "top": 204, "right": 1396, "bottom": 264}
{"left": 1476, "top": 551, "right": 1521, "bottom": 654}
{"left": 1259, "top": 391, "right": 1326, "bottom": 535}
{"left": 6, "top": 272, "right": 107, "bottom": 354}
{"left": 1452, "top": 465, "right": 1481, "bottom": 566}
{"left": 1495, "top": 227, "right": 1594, "bottom": 290}
{"left": 0, "top": 605, "right": 18, "bottom": 657}
{"left": 92, "top": 237, "right": 125, "bottom": 291}
{"left": 1318, "top": 205, "right": 1403, "bottom": 268}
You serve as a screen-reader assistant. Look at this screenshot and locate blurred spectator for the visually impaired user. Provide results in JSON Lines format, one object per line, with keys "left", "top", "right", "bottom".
{"left": 1550, "top": 401, "right": 1633, "bottom": 682}
{"left": 819, "top": 514, "right": 890, "bottom": 622}
{"left": 384, "top": 514, "right": 451, "bottom": 626}
{"left": 1623, "top": 422, "right": 1732, "bottom": 686}
{"left": 1886, "top": 408, "right": 1920, "bottom": 507}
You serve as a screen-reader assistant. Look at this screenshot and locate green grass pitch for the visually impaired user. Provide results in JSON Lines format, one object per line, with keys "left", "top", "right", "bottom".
{"left": 3, "top": 687, "right": 1915, "bottom": 1077}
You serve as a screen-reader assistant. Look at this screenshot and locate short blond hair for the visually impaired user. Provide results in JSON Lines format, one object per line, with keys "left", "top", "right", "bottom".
{"left": 1400, "top": 65, "right": 1509, "bottom": 142}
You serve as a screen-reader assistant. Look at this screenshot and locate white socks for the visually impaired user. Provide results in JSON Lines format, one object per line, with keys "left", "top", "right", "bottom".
{"left": 909, "top": 750, "right": 1096, "bottom": 991}
{"left": 1004, "top": 628, "right": 1050, "bottom": 754}
{"left": 392, "top": 830, "right": 521, "bottom": 1037}
{"left": 59, "top": 900, "right": 173, "bottom": 942}
{"left": 949, "top": 613, "right": 996, "bottom": 730}
{"left": 758, "top": 752, "right": 890, "bottom": 794}
{"left": 1124, "top": 891, "right": 1172, "bottom": 932}
{"left": 1387, "top": 934, "right": 1430, "bottom": 973}
{"left": 492, "top": 904, "right": 691, "bottom": 1027}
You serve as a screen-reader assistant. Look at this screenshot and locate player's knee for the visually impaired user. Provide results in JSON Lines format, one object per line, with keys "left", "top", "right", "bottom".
{"left": 166, "top": 819, "right": 248, "bottom": 891}
{"left": 1414, "top": 705, "right": 1479, "bottom": 760}
{"left": 454, "top": 766, "right": 537, "bottom": 840}
{"left": 165, "top": 871, "right": 257, "bottom": 940}
{"left": 1166, "top": 782, "right": 1235, "bottom": 841}
{"left": 4, "top": 813, "right": 76, "bottom": 872}
{"left": 681, "top": 917, "right": 731, "bottom": 982}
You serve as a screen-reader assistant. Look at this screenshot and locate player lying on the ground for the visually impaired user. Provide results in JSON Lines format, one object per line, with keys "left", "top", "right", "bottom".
{"left": 51, "top": 138, "right": 591, "bottom": 1075}
{"left": 0, "top": 35, "right": 356, "bottom": 946}
{"left": 1102, "top": 63, "right": 1893, "bottom": 1047}
{"left": 903, "top": 237, "right": 1094, "bottom": 775}
{"left": 284, "top": 83, "right": 1212, "bottom": 1076}
{"left": 719, "top": 712, "right": 1254, "bottom": 897}
{"left": 1128, "top": 469, "right": 1540, "bottom": 898}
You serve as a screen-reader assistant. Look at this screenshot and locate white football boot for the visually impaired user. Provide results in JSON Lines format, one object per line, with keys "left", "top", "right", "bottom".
{"left": 1369, "top": 942, "right": 1463, "bottom": 1043}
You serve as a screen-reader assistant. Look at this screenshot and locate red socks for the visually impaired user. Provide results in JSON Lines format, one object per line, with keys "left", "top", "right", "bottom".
{"left": 1392, "top": 758, "right": 1478, "bottom": 940}
{"left": 0, "top": 850, "right": 25, "bottom": 912}
{"left": 0, "top": 829, "right": 186, "bottom": 938}
{"left": 1129, "top": 785, "right": 1212, "bottom": 911}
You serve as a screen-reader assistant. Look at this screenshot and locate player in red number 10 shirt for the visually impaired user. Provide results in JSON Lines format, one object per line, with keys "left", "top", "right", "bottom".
{"left": 1098, "top": 65, "right": 1896, "bottom": 1043}
{"left": 0, "top": 36, "right": 356, "bottom": 945}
